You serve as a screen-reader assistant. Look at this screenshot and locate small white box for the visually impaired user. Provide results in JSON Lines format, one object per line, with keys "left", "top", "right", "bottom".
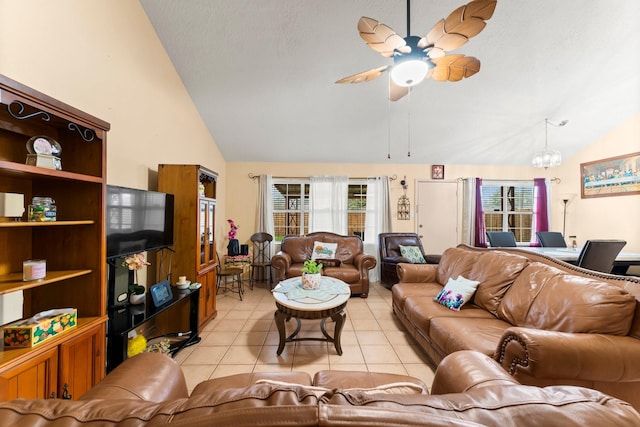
{"left": 0, "top": 193, "right": 25, "bottom": 218}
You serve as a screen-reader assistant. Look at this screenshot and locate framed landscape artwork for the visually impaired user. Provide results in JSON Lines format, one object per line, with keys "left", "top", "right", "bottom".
{"left": 580, "top": 152, "right": 640, "bottom": 199}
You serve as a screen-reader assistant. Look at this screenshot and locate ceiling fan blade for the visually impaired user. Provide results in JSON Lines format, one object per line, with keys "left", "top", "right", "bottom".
{"left": 389, "top": 80, "right": 410, "bottom": 102}
{"left": 431, "top": 55, "right": 480, "bottom": 82}
{"left": 335, "top": 66, "right": 390, "bottom": 84}
{"left": 418, "top": 0, "right": 497, "bottom": 54}
{"left": 358, "top": 17, "right": 409, "bottom": 58}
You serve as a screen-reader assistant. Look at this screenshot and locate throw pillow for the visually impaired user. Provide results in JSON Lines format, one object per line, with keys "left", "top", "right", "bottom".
{"left": 311, "top": 241, "right": 338, "bottom": 260}
{"left": 399, "top": 245, "right": 426, "bottom": 264}
{"left": 433, "top": 276, "right": 481, "bottom": 311}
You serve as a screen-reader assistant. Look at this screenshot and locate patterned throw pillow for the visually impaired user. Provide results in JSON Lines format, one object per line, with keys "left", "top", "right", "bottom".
{"left": 398, "top": 245, "right": 426, "bottom": 264}
{"left": 434, "top": 276, "right": 481, "bottom": 311}
{"left": 311, "top": 241, "right": 338, "bottom": 260}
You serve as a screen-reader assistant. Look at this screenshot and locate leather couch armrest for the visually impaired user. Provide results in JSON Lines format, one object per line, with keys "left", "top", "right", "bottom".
{"left": 496, "top": 327, "right": 640, "bottom": 382}
{"left": 431, "top": 350, "right": 519, "bottom": 395}
{"left": 397, "top": 263, "right": 438, "bottom": 283}
{"left": 80, "top": 352, "right": 188, "bottom": 402}
{"left": 353, "top": 253, "right": 377, "bottom": 272}
{"left": 271, "top": 251, "right": 292, "bottom": 281}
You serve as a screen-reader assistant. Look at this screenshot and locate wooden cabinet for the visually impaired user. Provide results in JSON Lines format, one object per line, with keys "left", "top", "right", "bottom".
{"left": 58, "top": 322, "right": 105, "bottom": 399}
{"left": 158, "top": 164, "right": 218, "bottom": 329}
{"left": 0, "top": 75, "right": 109, "bottom": 400}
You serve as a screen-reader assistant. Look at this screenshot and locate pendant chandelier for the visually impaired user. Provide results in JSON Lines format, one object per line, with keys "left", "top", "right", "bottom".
{"left": 532, "top": 118, "right": 567, "bottom": 169}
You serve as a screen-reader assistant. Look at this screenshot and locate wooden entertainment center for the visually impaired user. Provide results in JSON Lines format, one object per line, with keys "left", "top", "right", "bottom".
{"left": 0, "top": 75, "right": 109, "bottom": 401}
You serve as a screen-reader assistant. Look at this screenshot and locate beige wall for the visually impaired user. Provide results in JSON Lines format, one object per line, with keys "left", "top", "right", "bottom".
{"left": 227, "top": 114, "right": 640, "bottom": 256}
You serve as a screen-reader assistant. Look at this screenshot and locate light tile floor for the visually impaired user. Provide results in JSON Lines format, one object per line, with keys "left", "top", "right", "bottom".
{"left": 174, "top": 280, "right": 436, "bottom": 393}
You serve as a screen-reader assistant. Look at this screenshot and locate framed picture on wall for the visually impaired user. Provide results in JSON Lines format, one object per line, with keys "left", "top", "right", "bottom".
{"left": 431, "top": 165, "right": 444, "bottom": 180}
{"left": 580, "top": 152, "right": 640, "bottom": 198}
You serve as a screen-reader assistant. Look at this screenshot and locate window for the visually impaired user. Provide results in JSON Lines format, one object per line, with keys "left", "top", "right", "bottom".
{"left": 481, "top": 181, "right": 534, "bottom": 244}
{"left": 348, "top": 181, "right": 367, "bottom": 239}
{"left": 272, "top": 181, "right": 309, "bottom": 242}
{"left": 271, "top": 179, "right": 368, "bottom": 242}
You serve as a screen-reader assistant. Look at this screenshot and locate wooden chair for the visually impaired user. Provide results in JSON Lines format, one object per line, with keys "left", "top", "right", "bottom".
{"left": 577, "top": 240, "right": 626, "bottom": 273}
{"left": 486, "top": 231, "right": 517, "bottom": 247}
{"left": 536, "top": 231, "right": 567, "bottom": 247}
{"left": 250, "top": 232, "right": 273, "bottom": 289}
{"left": 216, "top": 252, "right": 244, "bottom": 300}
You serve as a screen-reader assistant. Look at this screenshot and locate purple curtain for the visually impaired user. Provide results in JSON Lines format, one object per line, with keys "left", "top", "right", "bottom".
{"left": 531, "top": 178, "right": 549, "bottom": 246}
{"left": 474, "top": 178, "right": 487, "bottom": 247}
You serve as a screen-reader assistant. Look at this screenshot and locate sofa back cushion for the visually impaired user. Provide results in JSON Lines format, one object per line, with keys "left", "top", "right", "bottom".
{"left": 498, "top": 262, "right": 636, "bottom": 335}
{"left": 468, "top": 251, "right": 529, "bottom": 315}
{"left": 280, "top": 235, "right": 313, "bottom": 264}
{"left": 436, "top": 247, "right": 482, "bottom": 286}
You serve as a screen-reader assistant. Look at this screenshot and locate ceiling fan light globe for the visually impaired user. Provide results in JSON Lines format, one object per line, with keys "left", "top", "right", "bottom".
{"left": 390, "top": 60, "right": 428, "bottom": 87}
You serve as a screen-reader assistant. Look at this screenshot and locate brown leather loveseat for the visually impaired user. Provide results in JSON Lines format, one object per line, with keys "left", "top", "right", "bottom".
{"left": 271, "top": 232, "right": 376, "bottom": 297}
{"left": 1, "top": 350, "right": 639, "bottom": 426}
{"left": 393, "top": 244, "right": 640, "bottom": 410}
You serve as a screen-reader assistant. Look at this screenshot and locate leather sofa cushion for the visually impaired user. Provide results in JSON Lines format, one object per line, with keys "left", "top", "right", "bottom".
{"left": 404, "top": 297, "right": 495, "bottom": 337}
{"left": 313, "top": 370, "right": 428, "bottom": 391}
{"left": 498, "top": 262, "right": 636, "bottom": 335}
{"left": 191, "top": 372, "right": 312, "bottom": 395}
{"left": 436, "top": 247, "right": 482, "bottom": 285}
{"left": 392, "top": 282, "right": 443, "bottom": 309}
{"left": 429, "top": 316, "right": 511, "bottom": 357}
{"left": 468, "top": 251, "right": 529, "bottom": 315}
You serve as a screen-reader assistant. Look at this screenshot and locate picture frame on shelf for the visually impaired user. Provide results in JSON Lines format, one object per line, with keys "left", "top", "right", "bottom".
{"left": 150, "top": 280, "right": 173, "bottom": 307}
{"left": 580, "top": 152, "right": 640, "bottom": 199}
{"left": 431, "top": 165, "right": 444, "bottom": 180}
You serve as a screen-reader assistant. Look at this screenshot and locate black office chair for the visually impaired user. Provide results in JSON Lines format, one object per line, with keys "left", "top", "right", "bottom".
{"left": 536, "top": 231, "right": 567, "bottom": 247}
{"left": 486, "top": 231, "right": 517, "bottom": 247}
{"left": 577, "top": 240, "right": 626, "bottom": 274}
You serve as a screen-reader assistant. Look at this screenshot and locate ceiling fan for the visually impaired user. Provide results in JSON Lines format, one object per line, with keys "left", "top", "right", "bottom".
{"left": 336, "top": 0, "right": 497, "bottom": 101}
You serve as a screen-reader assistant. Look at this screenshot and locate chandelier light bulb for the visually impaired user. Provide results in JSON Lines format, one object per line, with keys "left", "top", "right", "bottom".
{"left": 390, "top": 60, "right": 428, "bottom": 87}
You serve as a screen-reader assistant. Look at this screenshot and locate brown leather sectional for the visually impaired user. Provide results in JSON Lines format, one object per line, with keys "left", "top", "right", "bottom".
{"left": 393, "top": 244, "right": 640, "bottom": 410}
{"left": 272, "top": 232, "right": 376, "bottom": 297}
{"left": 2, "top": 350, "right": 638, "bottom": 426}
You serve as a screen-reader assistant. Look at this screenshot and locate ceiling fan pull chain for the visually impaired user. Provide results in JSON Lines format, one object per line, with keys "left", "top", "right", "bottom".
{"left": 387, "top": 92, "right": 392, "bottom": 160}
{"left": 407, "top": 89, "right": 411, "bottom": 157}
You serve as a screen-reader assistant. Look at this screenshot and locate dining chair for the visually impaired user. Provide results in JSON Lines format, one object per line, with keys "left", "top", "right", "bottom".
{"left": 576, "top": 240, "right": 626, "bottom": 274}
{"left": 486, "top": 231, "right": 517, "bottom": 247}
{"left": 216, "top": 251, "right": 244, "bottom": 300}
{"left": 250, "top": 232, "right": 273, "bottom": 289}
{"left": 536, "top": 231, "right": 567, "bottom": 247}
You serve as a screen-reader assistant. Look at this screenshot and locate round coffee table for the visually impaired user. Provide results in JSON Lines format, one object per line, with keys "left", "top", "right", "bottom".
{"left": 272, "top": 276, "right": 350, "bottom": 355}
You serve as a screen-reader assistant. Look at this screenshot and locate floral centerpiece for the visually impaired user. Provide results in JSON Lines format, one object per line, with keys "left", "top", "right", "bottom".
{"left": 123, "top": 253, "right": 150, "bottom": 304}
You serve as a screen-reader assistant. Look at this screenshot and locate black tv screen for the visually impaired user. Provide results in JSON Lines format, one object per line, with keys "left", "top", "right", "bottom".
{"left": 106, "top": 185, "right": 174, "bottom": 259}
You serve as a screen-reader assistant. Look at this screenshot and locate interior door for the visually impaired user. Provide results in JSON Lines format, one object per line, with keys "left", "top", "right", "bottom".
{"left": 416, "top": 180, "right": 459, "bottom": 254}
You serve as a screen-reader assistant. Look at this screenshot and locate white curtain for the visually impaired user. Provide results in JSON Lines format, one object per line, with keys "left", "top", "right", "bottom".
{"left": 309, "top": 176, "right": 348, "bottom": 234}
{"left": 364, "top": 176, "right": 392, "bottom": 282}
{"left": 256, "top": 174, "right": 274, "bottom": 236}
{"left": 460, "top": 178, "right": 477, "bottom": 246}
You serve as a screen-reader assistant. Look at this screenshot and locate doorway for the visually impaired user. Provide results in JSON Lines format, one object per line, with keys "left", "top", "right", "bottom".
{"left": 415, "top": 180, "right": 459, "bottom": 254}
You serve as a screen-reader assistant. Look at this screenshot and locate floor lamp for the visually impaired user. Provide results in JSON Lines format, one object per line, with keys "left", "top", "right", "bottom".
{"left": 562, "top": 198, "right": 569, "bottom": 237}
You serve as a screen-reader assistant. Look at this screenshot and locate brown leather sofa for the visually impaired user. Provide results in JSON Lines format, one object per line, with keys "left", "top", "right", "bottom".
{"left": 2, "top": 350, "right": 638, "bottom": 426}
{"left": 271, "top": 232, "right": 376, "bottom": 297}
{"left": 393, "top": 244, "right": 640, "bottom": 410}
{"left": 378, "top": 232, "right": 440, "bottom": 288}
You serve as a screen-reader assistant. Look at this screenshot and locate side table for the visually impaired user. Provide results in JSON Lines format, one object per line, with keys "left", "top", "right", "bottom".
{"left": 223, "top": 254, "right": 252, "bottom": 281}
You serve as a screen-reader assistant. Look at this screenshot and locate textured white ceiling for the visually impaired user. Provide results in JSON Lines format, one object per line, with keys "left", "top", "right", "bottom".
{"left": 140, "top": 0, "right": 640, "bottom": 165}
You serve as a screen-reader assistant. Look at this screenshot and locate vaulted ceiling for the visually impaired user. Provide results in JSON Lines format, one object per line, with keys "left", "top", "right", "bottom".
{"left": 140, "top": 0, "right": 640, "bottom": 165}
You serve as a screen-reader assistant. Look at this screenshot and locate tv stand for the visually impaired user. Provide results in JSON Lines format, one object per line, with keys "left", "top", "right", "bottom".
{"left": 106, "top": 287, "right": 200, "bottom": 373}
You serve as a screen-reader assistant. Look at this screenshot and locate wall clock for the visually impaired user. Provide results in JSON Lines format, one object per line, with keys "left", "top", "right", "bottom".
{"left": 431, "top": 165, "right": 444, "bottom": 180}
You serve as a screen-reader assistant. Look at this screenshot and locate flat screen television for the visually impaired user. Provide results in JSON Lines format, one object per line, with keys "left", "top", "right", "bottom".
{"left": 106, "top": 185, "right": 175, "bottom": 259}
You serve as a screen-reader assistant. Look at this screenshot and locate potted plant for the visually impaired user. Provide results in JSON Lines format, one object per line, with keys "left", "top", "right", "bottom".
{"left": 123, "top": 253, "right": 150, "bottom": 305}
{"left": 301, "top": 259, "right": 323, "bottom": 290}
{"left": 128, "top": 284, "right": 146, "bottom": 305}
